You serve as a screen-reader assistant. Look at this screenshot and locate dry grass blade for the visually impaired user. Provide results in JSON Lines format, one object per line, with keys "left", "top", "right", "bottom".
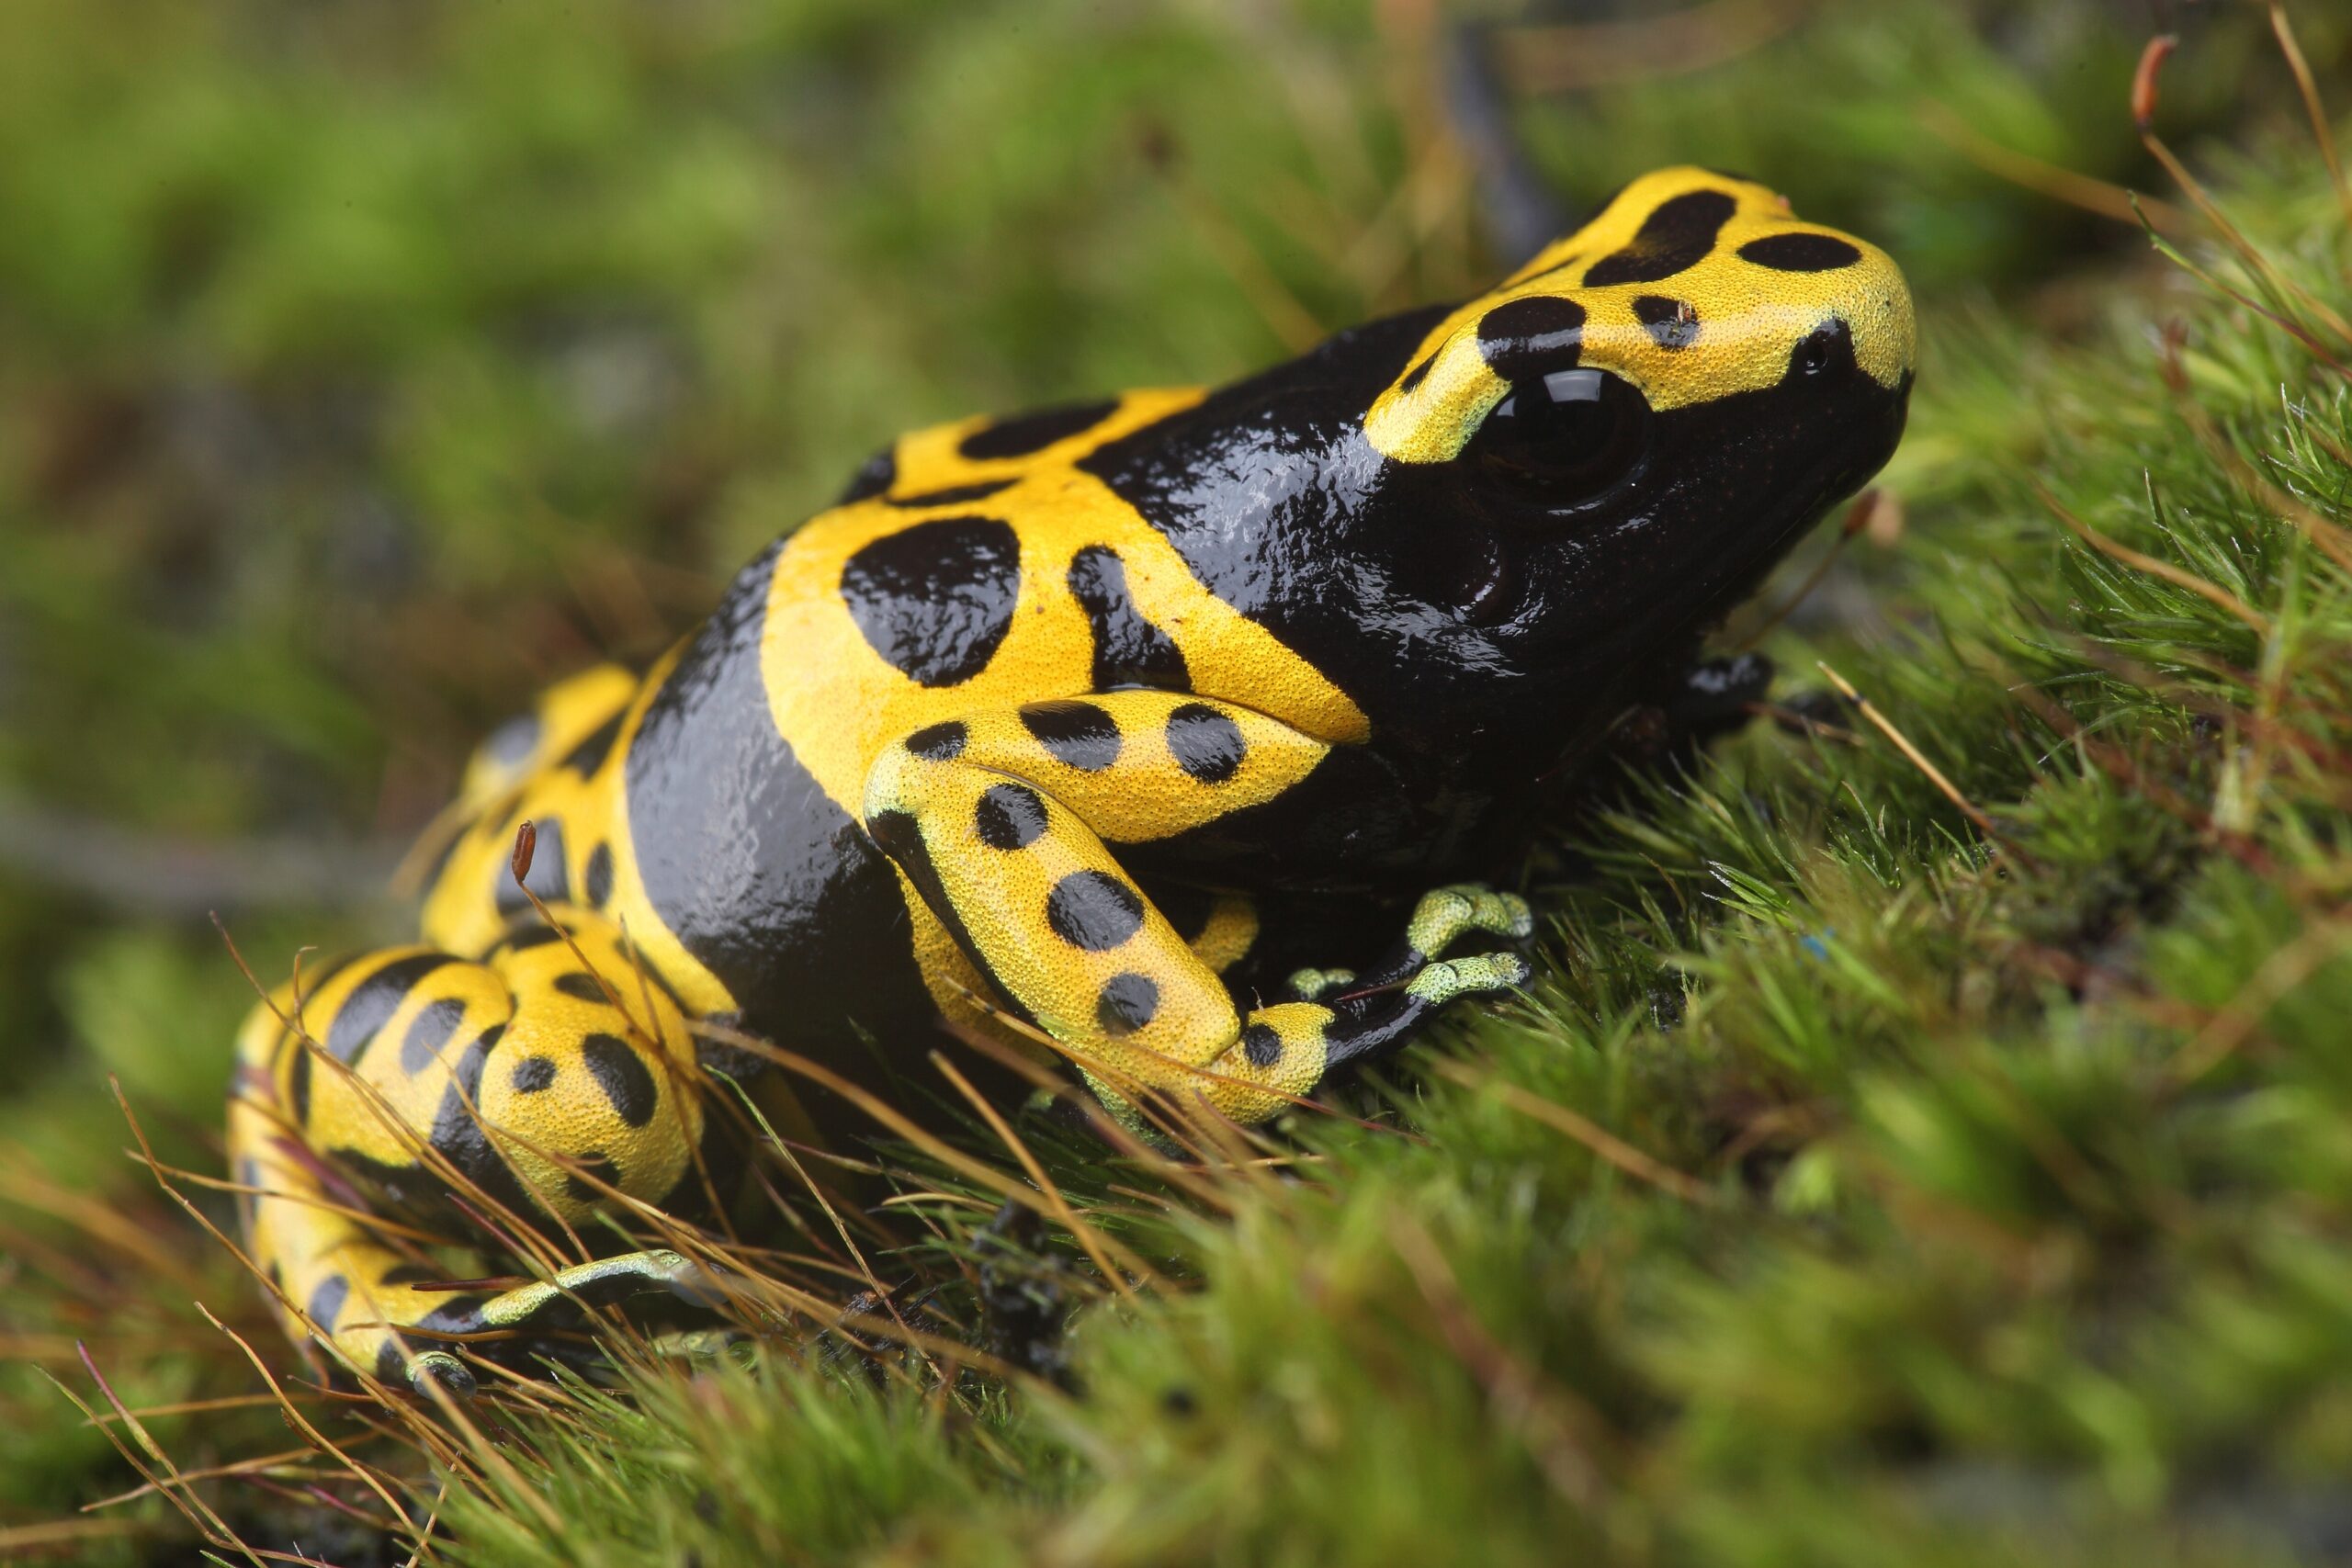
{"left": 1918, "top": 102, "right": 2188, "bottom": 234}
{"left": 930, "top": 1052, "right": 1149, "bottom": 1301}
{"left": 2133, "top": 32, "right": 2352, "bottom": 352}
{"left": 2034, "top": 479, "right": 2275, "bottom": 633}
{"left": 2268, "top": 2, "right": 2352, "bottom": 231}
{"left": 1815, "top": 661, "right": 2039, "bottom": 870}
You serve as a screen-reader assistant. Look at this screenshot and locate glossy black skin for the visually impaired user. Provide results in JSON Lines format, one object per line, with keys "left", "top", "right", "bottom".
{"left": 611, "top": 299, "right": 1907, "bottom": 1111}
{"left": 1083, "top": 304, "right": 1911, "bottom": 884}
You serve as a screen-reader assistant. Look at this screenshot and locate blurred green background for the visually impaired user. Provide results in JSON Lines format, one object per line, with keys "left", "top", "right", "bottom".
{"left": 3, "top": 0, "right": 2346, "bottom": 1558}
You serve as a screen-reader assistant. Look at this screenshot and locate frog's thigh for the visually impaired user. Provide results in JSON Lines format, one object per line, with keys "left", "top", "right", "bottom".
{"left": 861, "top": 694, "right": 1330, "bottom": 1124}
{"left": 228, "top": 910, "right": 705, "bottom": 1392}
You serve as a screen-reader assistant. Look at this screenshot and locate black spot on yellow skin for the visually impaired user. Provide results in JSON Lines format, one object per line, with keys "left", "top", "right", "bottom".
{"left": 481, "top": 712, "right": 541, "bottom": 769}
{"left": 1068, "top": 546, "right": 1189, "bottom": 692}
{"left": 957, "top": 400, "right": 1118, "bottom": 460}
{"left": 1397, "top": 352, "right": 1437, "bottom": 392}
{"left": 584, "top": 842, "right": 614, "bottom": 908}
{"left": 236, "top": 1155, "right": 261, "bottom": 1230}
{"left": 564, "top": 1151, "right": 616, "bottom": 1205}
{"left": 631, "top": 540, "right": 936, "bottom": 1047}
{"left": 561, "top": 713, "right": 624, "bottom": 778}
{"left": 1583, "top": 189, "right": 1736, "bottom": 287}
{"left": 975, "top": 783, "right": 1048, "bottom": 851}
{"left": 1241, "top": 1022, "right": 1283, "bottom": 1067}
{"left": 905, "top": 720, "right": 968, "bottom": 761}
{"left": 496, "top": 924, "right": 568, "bottom": 953}
{"left": 1632, "top": 295, "right": 1698, "bottom": 350}
{"left": 512, "top": 1055, "right": 558, "bottom": 1093}
{"left": 399, "top": 996, "right": 468, "bottom": 1076}
{"left": 1046, "top": 871, "right": 1145, "bottom": 952}
{"left": 1738, "top": 232, "right": 1862, "bottom": 272}
{"left": 1476, "top": 296, "right": 1586, "bottom": 381}
{"left": 1096, "top": 972, "right": 1159, "bottom": 1036}
{"left": 329, "top": 953, "right": 458, "bottom": 1063}
{"left": 288, "top": 1036, "right": 312, "bottom": 1122}
{"left": 840, "top": 517, "right": 1021, "bottom": 687}
{"left": 1165, "top": 703, "right": 1247, "bottom": 784}
{"left": 495, "top": 817, "right": 568, "bottom": 915}
{"left": 580, "top": 1032, "right": 658, "bottom": 1127}
{"left": 553, "top": 973, "right": 609, "bottom": 1005}
{"left": 887, "top": 479, "right": 1016, "bottom": 508}
{"left": 867, "top": 807, "right": 1036, "bottom": 1026}
{"left": 836, "top": 446, "right": 896, "bottom": 504}
{"left": 432, "top": 1025, "right": 529, "bottom": 1206}
{"left": 1021, "top": 700, "right": 1121, "bottom": 771}
{"left": 308, "top": 1274, "right": 349, "bottom": 1331}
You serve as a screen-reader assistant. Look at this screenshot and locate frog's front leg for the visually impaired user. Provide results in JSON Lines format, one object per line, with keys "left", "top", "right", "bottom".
{"left": 861, "top": 693, "right": 1529, "bottom": 1134}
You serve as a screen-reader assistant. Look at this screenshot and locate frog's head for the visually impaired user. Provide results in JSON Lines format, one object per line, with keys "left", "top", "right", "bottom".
{"left": 1364, "top": 165, "right": 1913, "bottom": 647}
{"left": 1086, "top": 166, "right": 1912, "bottom": 759}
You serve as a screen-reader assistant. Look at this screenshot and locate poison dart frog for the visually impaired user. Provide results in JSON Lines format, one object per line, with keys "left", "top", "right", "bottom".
{"left": 227, "top": 168, "right": 1914, "bottom": 1394}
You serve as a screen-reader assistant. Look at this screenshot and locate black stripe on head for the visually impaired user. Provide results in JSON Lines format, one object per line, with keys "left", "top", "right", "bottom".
{"left": 580, "top": 1032, "right": 658, "bottom": 1128}
{"left": 1632, "top": 295, "right": 1699, "bottom": 351}
{"left": 1397, "top": 352, "right": 1437, "bottom": 393}
{"left": 399, "top": 996, "right": 468, "bottom": 1077}
{"left": 957, "top": 400, "right": 1119, "bottom": 460}
{"left": 1476, "top": 297, "right": 1586, "bottom": 383}
{"left": 1067, "top": 546, "right": 1188, "bottom": 693}
{"left": 840, "top": 517, "right": 1021, "bottom": 687}
{"left": 1737, "top": 232, "right": 1862, "bottom": 272}
{"left": 1583, "top": 189, "right": 1737, "bottom": 288}
{"left": 328, "top": 953, "right": 458, "bottom": 1065}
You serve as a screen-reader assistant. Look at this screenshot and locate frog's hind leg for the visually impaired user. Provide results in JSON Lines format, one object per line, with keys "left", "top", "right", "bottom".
{"left": 227, "top": 911, "right": 722, "bottom": 1394}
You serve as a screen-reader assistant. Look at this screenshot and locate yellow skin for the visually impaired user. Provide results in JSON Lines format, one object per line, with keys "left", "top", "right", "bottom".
{"left": 227, "top": 168, "right": 1915, "bottom": 1393}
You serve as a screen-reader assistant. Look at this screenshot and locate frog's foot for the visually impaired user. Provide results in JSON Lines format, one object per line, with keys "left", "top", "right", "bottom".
{"left": 400, "top": 1248, "right": 731, "bottom": 1397}
{"left": 1321, "top": 950, "right": 1532, "bottom": 1069}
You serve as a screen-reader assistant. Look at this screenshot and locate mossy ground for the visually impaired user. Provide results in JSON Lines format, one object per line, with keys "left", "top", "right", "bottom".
{"left": 5, "top": 3, "right": 2352, "bottom": 1563}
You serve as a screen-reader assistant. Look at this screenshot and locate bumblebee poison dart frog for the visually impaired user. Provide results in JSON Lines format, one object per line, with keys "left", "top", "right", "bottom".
{"left": 228, "top": 168, "right": 1913, "bottom": 1393}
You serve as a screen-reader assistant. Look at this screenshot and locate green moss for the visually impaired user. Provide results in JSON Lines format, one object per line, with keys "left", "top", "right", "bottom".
{"left": 6, "top": 1, "right": 2352, "bottom": 1562}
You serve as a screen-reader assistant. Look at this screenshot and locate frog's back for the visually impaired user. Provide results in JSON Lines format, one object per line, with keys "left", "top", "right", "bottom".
{"left": 413, "top": 385, "right": 1375, "bottom": 1070}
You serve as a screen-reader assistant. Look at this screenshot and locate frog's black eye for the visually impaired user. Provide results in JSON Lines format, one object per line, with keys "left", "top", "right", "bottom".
{"left": 1467, "top": 368, "right": 1651, "bottom": 509}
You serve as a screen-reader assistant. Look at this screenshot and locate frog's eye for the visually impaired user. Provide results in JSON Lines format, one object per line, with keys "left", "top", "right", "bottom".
{"left": 1466, "top": 368, "right": 1651, "bottom": 508}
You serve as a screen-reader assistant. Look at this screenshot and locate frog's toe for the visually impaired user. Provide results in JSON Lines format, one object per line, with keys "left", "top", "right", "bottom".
{"left": 1283, "top": 966, "right": 1358, "bottom": 1002}
{"left": 406, "top": 1348, "right": 477, "bottom": 1400}
{"left": 474, "top": 1248, "right": 727, "bottom": 1334}
{"left": 1408, "top": 884, "right": 1533, "bottom": 953}
{"left": 1404, "top": 951, "right": 1532, "bottom": 1007}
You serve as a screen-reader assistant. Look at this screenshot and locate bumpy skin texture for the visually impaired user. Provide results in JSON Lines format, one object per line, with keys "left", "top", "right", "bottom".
{"left": 227, "top": 167, "right": 1915, "bottom": 1392}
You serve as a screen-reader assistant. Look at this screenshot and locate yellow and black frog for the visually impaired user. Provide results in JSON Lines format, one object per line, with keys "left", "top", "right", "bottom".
{"left": 227, "top": 167, "right": 1914, "bottom": 1393}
